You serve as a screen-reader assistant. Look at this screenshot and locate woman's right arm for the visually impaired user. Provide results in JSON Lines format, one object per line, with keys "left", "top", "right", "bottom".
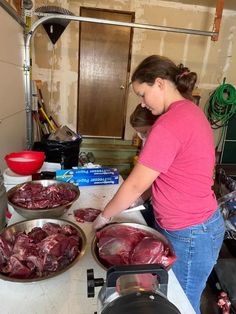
{"left": 93, "top": 162, "right": 159, "bottom": 230}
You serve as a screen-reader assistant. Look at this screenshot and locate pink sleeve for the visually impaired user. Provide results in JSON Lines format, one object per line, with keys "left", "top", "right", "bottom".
{"left": 138, "top": 124, "right": 181, "bottom": 173}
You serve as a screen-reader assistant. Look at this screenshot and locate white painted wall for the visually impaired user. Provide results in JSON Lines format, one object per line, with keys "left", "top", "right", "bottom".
{"left": 0, "top": 6, "right": 26, "bottom": 172}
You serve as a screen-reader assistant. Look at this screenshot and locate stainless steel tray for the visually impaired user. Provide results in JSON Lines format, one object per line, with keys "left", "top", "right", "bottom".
{"left": 91, "top": 222, "right": 174, "bottom": 270}
{"left": 7, "top": 179, "right": 80, "bottom": 219}
{"left": 0, "top": 218, "right": 86, "bottom": 282}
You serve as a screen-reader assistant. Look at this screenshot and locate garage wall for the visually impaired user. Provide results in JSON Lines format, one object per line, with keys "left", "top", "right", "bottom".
{"left": 31, "top": 0, "right": 236, "bottom": 146}
{"left": 0, "top": 5, "right": 26, "bottom": 171}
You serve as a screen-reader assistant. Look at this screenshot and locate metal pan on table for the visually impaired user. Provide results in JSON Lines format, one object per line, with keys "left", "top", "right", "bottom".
{"left": 7, "top": 179, "right": 80, "bottom": 219}
{"left": 0, "top": 218, "right": 86, "bottom": 282}
{"left": 91, "top": 222, "right": 175, "bottom": 270}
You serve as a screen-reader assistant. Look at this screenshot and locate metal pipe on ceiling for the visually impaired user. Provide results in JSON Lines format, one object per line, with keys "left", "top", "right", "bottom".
{"left": 32, "top": 13, "right": 218, "bottom": 37}
{"left": 24, "top": 13, "right": 219, "bottom": 148}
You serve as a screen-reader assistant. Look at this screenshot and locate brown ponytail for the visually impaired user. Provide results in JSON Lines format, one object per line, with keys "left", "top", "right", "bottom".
{"left": 175, "top": 63, "right": 197, "bottom": 100}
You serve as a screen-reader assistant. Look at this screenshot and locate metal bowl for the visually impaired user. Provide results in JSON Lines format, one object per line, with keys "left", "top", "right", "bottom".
{"left": 91, "top": 222, "right": 175, "bottom": 270}
{"left": 7, "top": 179, "right": 80, "bottom": 219}
{"left": 0, "top": 218, "right": 86, "bottom": 282}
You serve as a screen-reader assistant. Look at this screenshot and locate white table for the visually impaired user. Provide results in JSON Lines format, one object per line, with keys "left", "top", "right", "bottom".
{"left": 1, "top": 182, "right": 196, "bottom": 314}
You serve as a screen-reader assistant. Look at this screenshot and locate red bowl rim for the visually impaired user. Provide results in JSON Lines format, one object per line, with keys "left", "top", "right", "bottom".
{"left": 5, "top": 151, "right": 45, "bottom": 162}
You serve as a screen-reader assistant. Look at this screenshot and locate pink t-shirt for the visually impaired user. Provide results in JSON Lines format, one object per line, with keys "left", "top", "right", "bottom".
{"left": 138, "top": 100, "right": 217, "bottom": 230}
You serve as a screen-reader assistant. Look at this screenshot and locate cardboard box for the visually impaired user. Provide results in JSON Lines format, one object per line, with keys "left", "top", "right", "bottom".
{"left": 56, "top": 167, "right": 118, "bottom": 177}
{"left": 56, "top": 167, "right": 119, "bottom": 186}
{"left": 56, "top": 175, "right": 119, "bottom": 187}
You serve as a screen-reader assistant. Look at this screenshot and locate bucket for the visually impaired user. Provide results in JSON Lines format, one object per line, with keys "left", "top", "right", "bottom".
{"left": 3, "top": 168, "right": 32, "bottom": 215}
{"left": 0, "top": 174, "right": 7, "bottom": 231}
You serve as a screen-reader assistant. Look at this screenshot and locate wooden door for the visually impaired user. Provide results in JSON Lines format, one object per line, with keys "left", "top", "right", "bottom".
{"left": 77, "top": 8, "right": 134, "bottom": 137}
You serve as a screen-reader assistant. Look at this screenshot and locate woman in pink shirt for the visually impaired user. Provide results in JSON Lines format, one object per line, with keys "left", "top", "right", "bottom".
{"left": 93, "top": 55, "right": 225, "bottom": 314}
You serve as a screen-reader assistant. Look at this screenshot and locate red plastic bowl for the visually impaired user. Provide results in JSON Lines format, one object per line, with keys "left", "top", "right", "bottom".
{"left": 4, "top": 151, "right": 45, "bottom": 175}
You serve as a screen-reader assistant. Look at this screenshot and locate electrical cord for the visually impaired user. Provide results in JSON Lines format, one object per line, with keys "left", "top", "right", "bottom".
{"left": 205, "top": 83, "right": 236, "bottom": 129}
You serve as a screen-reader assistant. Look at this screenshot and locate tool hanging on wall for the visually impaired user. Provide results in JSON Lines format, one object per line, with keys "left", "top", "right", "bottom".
{"left": 33, "top": 80, "right": 58, "bottom": 135}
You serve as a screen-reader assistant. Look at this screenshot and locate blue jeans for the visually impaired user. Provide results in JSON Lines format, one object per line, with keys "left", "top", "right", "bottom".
{"left": 155, "top": 208, "right": 225, "bottom": 314}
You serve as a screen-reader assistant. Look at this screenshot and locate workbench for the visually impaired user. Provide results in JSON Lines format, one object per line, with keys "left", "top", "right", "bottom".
{"left": 0, "top": 182, "right": 196, "bottom": 314}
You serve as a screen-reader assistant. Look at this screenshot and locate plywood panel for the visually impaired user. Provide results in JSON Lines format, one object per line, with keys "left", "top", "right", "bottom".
{"left": 0, "top": 7, "right": 24, "bottom": 66}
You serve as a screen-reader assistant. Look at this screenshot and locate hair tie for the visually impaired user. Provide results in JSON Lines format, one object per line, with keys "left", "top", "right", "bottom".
{"left": 177, "top": 71, "right": 189, "bottom": 80}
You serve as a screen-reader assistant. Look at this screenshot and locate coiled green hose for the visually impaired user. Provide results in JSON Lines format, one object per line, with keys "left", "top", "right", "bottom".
{"left": 205, "top": 83, "right": 236, "bottom": 129}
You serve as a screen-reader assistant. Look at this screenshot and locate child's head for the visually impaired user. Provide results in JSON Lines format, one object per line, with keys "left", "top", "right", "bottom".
{"left": 130, "top": 104, "right": 157, "bottom": 139}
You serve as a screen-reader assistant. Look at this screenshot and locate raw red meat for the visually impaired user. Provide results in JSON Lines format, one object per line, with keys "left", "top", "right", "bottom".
{"left": 10, "top": 183, "right": 77, "bottom": 209}
{"left": 98, "top": 236, "right": 135, "bottom": 265}
{"left": 218, "top": 291, "right": 231, "bottom": 314}
{"left": 74, "top": 208, "right": 101, "bottom": 223}
{"left": 12, "top": 233, "right": 40, "bottom": 267}
{"left": 28, "top": 227, "right": 48, "bottom": 243}
{"left": 43, "top": 254, "right": 59, "bottom": 272}
{"left": 96, "top": 225, "right": 176, "bottom": 269}
{"left": 97, "top": 226, "right": 148, "bottom": 266}
{"left": 61, "top": 224, "right": 79, "bottom": 236}
{"left": 97, "top": 225, "right": 147, "bottom": 243}
{"left": 65, "top": 236, "right": 80, "bottom": 261}
{"left": 0, "top": 223, "right": 81, "bottom": 279}
{"left": 0, "top": 236, "right": 12, "bottom": 266}
{"left": 39, "top": 233, "right": 69, "bottom": 257}
{"left": 159, "top": 247, "right": 176, "bottom": 269}
{"left": 130, "top": 237, "right": 164, "bottom": 264}
{"left": 13, "top": 233, "right": 34, "bottom": 253}
{"left": 8, "top": 256, "right": 33, "bottom": 279}
{"left": 42, "top": 222, "right": 62, "bottom": 235}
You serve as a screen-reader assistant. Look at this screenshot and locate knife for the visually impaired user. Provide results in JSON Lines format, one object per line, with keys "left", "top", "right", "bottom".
{"left": 123, "top": 204, "right": 147, "bottom": 213}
